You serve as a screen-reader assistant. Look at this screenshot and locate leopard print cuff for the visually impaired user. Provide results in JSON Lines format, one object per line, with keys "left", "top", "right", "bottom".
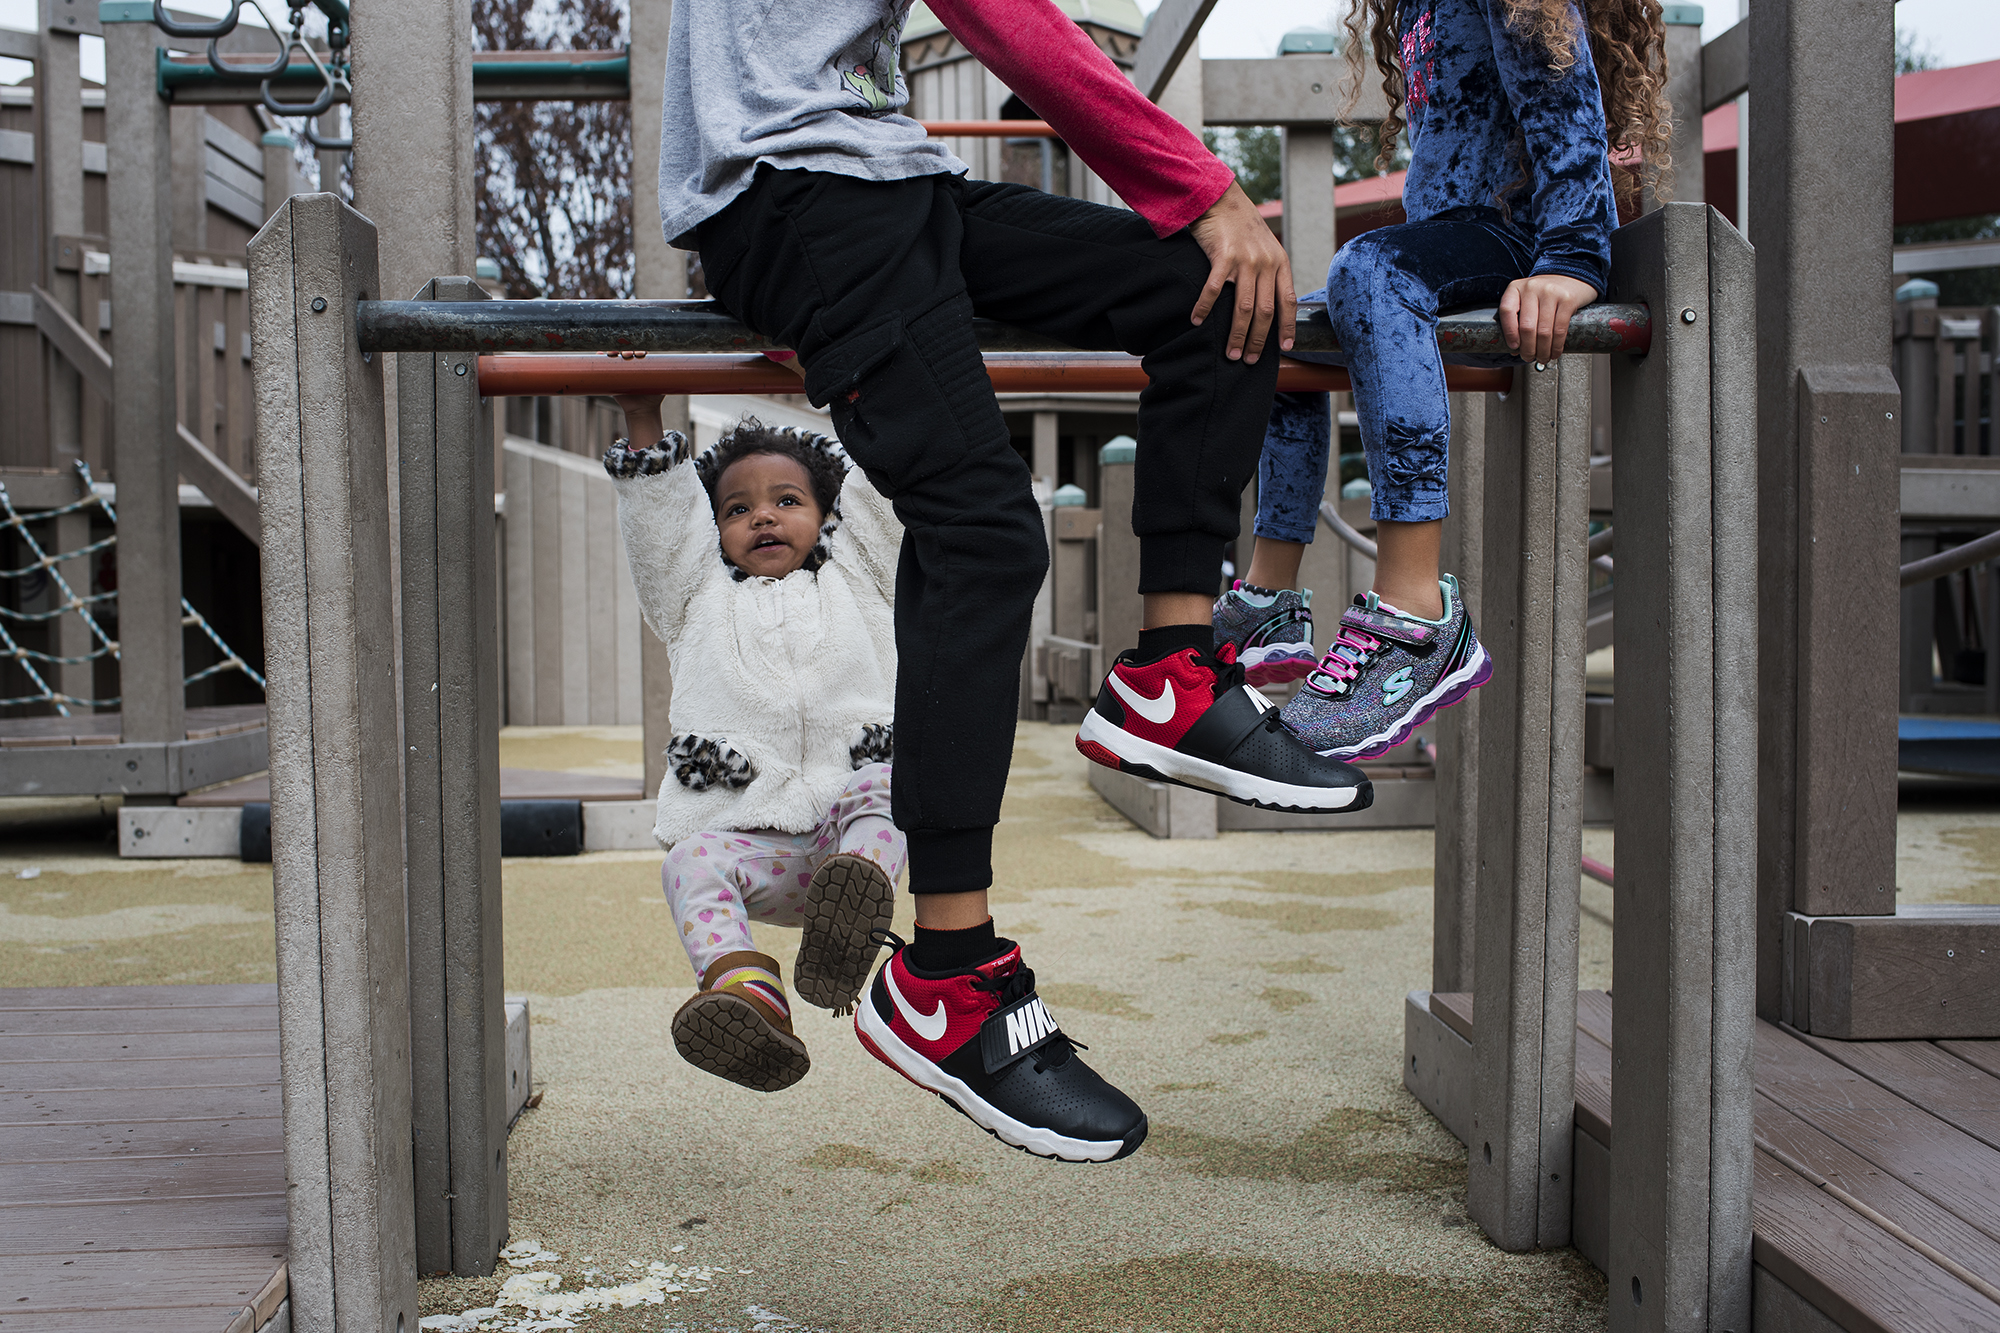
{"left": 667, "top": 733, "right": 756, "bottom": 791}
{"left": 602, "top": 430, "right": 692, "bottom": 479}
{"left": 850, "top": 723, "right": 893, "bottom": 770}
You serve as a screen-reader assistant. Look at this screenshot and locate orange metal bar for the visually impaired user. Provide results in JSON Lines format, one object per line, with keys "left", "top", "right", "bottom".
{"left": 921, "top": 120, "right": 1058, "bottom": 138}
{"left": 473, "top": 353, "right": 1514, "bottom": 397}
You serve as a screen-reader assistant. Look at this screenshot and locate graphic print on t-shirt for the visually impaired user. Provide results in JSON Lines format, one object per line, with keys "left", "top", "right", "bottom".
{"left": 838, "top": 3, "right": 912, "bottom": 112}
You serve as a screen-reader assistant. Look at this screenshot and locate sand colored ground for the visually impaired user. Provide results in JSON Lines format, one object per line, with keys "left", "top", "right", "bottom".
{"left": 7, "top": 734, "right": 1999, "bottom": 1331}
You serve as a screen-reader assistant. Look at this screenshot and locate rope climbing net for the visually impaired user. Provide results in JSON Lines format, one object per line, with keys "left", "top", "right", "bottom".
{"left": 0, "top": 462, "right": 267, "bottom": 715}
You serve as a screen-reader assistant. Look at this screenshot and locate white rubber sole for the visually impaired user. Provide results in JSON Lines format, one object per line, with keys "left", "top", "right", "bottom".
{"left": 1076, "top": 706, "right": 1363, "bottom": 812}
{"left": 1319, "top": 641, "right": 1493, "bottom": 761}
{"left": 855, "top": 993, "right": 1127, "bottom": 1163}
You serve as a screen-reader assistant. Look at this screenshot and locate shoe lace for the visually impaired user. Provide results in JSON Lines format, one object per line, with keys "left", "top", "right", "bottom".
{"left": 969, "top": 965, "right": 1086, "bottom": 1072}
{"left": 1303, "top": 624, "right": 1383, "bottom": 697}
{"left": 1192, "top": 646, "right": 1246, "bottom": 699}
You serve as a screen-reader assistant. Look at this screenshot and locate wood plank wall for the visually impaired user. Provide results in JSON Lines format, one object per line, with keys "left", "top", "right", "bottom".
{"left": 2, "top": 82, "right": 271, "bottom": 482}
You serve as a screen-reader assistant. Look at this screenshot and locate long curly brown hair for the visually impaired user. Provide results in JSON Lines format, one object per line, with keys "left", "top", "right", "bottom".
{"left": 1342, "top": 0, "right": 1674, "bottom": 210}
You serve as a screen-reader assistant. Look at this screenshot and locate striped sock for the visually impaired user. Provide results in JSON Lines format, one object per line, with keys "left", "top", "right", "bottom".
{"left": 713, "top": 965, "right": 789, "bottom": 1020}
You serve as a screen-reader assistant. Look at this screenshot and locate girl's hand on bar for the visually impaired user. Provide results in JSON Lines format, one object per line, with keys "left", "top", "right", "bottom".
{"left": 1188, "top": 181, "right": 1296, "bottom": 364}
{"left": 1498, "top": 274, "right": 1599, "bottom": 366}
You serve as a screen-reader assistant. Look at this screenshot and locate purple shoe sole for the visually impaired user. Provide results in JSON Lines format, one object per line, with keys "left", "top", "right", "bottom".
{"left": 1343, "top": 652, "right": 1496, "bottom": 761}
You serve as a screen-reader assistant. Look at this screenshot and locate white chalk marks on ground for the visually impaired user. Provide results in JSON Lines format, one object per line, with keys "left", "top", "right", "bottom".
{"left": 419, "top": 1239, "right": 821, "bottom": 1333}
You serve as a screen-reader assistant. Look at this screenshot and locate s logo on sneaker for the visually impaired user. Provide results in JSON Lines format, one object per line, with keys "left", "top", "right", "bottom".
{"left": 884, "top": 964, "right": 948, "bottom": 1041}
{"left": 1107, "top": 671, "right": 1178, "bottom": 725}
{"left": 1381, "top": 666, "right": 1415, "bottom": 706}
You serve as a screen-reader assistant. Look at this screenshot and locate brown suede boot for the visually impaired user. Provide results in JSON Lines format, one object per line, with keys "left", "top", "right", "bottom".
{"left": 794, "top": 853, "right": 897, "bottom": 1014}
{"left": 670, "top": 950, "right": 810, "bottom": 1092}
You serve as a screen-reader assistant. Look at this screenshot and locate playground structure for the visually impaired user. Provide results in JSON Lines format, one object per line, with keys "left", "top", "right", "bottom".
{"left": 5, "top": 1, "right": 2000, "bottom": 1331}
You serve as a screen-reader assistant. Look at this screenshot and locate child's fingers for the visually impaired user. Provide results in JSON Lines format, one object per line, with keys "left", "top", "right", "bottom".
{"left": 1238, "top": 267, "right": 1273, "bottom": 363}
{"left": 1514, "top": 287, "right": 1542, "bottom": 362}
{"left": 1276, "top": 264, "right": 1297, "bottom": 353}
{"left": 1549, "top": 301, "right": 1573, "bottom": 361}
{"left": 1192, "top": 265, "right": 1226, "bottom": 331}
{"left": 1498, "top": 284, "right": 1522, "bottom": 352}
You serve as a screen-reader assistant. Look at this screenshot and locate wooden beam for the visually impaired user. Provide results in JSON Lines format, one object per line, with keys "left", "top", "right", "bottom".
{"left": 177, "top": 424, "right": 260, "bottom": 548}
{"left": 31, "top": 282, "right": 110, "bottom": 398}
{"left": 1130, "top": 0, "right": 1218, "bottom": 102}
{"left": 1702, "top": 18, "right": 1749, "bottom": 113}
{"left": 35, "top": 284, "right": 260, "bottom": 546}
{"left": 1201, "top": 56, "right": 1387, "bottom": 126}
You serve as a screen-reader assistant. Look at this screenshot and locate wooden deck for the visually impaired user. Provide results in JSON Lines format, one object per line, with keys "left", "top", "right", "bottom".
{"left": 1430, "top": 991, "right": 2000, "bottom": 1332}
{"left": 177, "top": 766, "right": 645, "bottom": 807}
{"left": 0, "top": 986, "right": 289, "bottom": 1333}
{"left": 0, "top": 705, "right": 268, "bottom": 748}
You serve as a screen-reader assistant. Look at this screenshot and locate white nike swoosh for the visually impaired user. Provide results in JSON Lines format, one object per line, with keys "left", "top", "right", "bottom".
{"left": 884, "top": 963, "right": 949, "bottom": 1043}
{"left": 1107, "top": 670, "right": 1178, "bottom": 726}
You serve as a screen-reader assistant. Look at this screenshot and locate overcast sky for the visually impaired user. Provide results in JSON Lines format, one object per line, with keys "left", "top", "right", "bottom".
{"left": 2, "top": 0, "right": 1995, "bottom": 82}
{"left": 1144, "top": 0, "right": 1999, "bottom": 66}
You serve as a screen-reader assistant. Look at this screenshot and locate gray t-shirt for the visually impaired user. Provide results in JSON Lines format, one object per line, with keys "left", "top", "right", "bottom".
{"left": 658, "top": 0, "right": 968, "bottom": 248}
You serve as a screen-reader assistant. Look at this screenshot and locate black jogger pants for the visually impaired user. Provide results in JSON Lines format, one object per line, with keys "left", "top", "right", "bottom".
{"left": 695, "top": 168, "right": 1280, "bottom": 893}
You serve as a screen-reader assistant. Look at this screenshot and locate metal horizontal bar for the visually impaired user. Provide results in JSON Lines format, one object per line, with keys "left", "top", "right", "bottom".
{"left": 360, "top": 297, "right": 1650, "bottom": 357}
{"left": 924, "top": 120, "right": 1057, "bottom": 137}
{"left": 472, "top": 351, "right": 1514, "bottom": 397}
{"left": 1901, "top": 529, "right": 2000, "bottom": 588}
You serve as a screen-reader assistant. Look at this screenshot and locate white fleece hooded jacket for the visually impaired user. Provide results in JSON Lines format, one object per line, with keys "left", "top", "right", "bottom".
{"left": 607, "top": 429, "right": 900, "bottom": 848}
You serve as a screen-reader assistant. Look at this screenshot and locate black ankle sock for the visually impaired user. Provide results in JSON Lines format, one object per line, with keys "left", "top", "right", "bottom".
{"left": 1131, "top": 623, "right": 1213, "bottom": 664}
{"left": 910, "top": 918, "right": 1000, "bottom": 973}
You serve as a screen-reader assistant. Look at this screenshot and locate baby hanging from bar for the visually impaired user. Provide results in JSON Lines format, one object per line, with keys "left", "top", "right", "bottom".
{"left": 605, "top": 395, "right": 904, "bottom": 1092}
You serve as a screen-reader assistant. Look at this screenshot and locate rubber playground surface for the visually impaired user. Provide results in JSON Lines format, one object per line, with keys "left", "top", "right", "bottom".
{"left": 6, "top": 726, "right": 1999, "bottom": 1332}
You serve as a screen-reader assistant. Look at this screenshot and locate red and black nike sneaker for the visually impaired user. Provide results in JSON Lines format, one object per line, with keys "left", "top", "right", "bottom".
{"left": 854, "top": 935, "right": 1147, "bottom": 1163}
{"left": 1075, "top": 642, "right": 1372, "bottom": 813}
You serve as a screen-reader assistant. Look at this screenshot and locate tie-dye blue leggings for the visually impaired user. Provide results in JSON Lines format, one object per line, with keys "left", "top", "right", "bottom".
{"left": 1256, "top": 206, "right": 1536, "bottom": 542}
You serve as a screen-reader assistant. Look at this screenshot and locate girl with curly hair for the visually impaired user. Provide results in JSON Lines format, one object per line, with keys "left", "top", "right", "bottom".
{"left": 604, "top": 399, "right": 906, "bottom": 1094}
{"left": 1212, "top": 0, "right": 1672, "bottom": 762}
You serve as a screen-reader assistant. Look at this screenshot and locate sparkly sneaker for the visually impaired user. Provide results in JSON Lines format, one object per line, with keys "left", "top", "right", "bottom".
{"left": 794, "top": 853, "right": 896, "bottom": 1014}
{"left": 1280, "top": 574, "right": 1493, "bottom": 761}
{"left": 855, "top": 935, "right": 1148, "bottom": 1162}
{"left": 1076, "top": 642, "right": 1372, "bottom": 813}
{"left": 1212, "top": 581, "right": 1316, "bottom": 686}
{"left": 670, "top": 950, "right": 809, "bottom": 1092}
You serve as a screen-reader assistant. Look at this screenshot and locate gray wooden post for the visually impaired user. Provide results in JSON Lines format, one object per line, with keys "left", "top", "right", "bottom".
{"left": 102, "top": 11, "right": 184, "bottom": 751}
{"left": 1432, "top": 390, "right": 1486, "bottom": 993}
{"left": 37, "top": 1, "right": 86, "bottom": 517}
{"left": 33, "top": 4, "right": 96, "bottom": 706}
{"left": 1605, "top": 202, "right": 1756, "bottom": 1333}
{"left": 401, "top": 277, "right": 507, "bottom": 1276}
{"left": 1656, "top": 10, "right": 1704, "bottom": 208}
{"left": 1095, "top": 441, "right": 1141, "bottom": 667}
{"left": 631, "top": 0, "right": 683, "bottom": 799}
{"left": 1279, "top": 126, "right": 1335, "bottom": 302}
{"left": 1749, "top": 0, "right": 1900, "bottom": 1017}
{"left": 1467, "top": 360, "right": 1589, "bottom": 1253}
{"left": 249, "top": 192, "right": 417, "bottom": 1333}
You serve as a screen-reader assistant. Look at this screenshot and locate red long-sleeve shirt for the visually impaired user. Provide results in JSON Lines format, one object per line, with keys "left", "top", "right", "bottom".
{"left": 923, "top": 0, "right": 1236, "bottom": 236}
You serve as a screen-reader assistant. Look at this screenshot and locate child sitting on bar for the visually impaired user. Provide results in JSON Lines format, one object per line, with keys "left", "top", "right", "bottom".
{"left": 605, "top": 394, "right": 904, "bottom": 1093}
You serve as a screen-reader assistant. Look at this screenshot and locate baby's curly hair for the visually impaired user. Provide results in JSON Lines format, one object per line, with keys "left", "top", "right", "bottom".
{"left": 692, "top": 417, "right": 851, "bottom": 580}
{"left": 693, "top": 417, "right": 848, "bottom": 517}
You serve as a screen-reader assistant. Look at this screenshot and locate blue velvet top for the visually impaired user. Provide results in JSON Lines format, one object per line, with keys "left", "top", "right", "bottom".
{"left": 1396, "top": 0, "right": 1619, "bottom": 294}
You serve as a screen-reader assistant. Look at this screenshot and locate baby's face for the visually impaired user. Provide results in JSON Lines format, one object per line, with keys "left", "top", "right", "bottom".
{"left": 714, "top": 453, "right": 826, "bottom": 579}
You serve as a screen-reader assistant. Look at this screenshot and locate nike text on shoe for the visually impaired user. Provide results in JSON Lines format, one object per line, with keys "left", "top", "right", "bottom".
{"left": 1211, "top": 580, "right": 1317, "bottom": 687}
{"left": 1074, "top": 642, "right": 1373, "bottom": 814}
{"left": 854, "top": 935, "right": 1148, "bottom": 1163}
{"left": 1280, "top": 573, "right": 1494, "bottom": 761}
